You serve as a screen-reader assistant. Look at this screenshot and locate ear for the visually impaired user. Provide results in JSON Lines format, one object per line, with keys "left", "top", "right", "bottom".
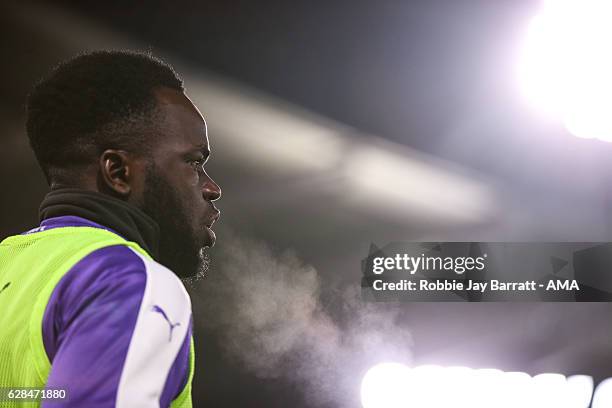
{"left": 98, "top": 149, "right": 133, "bottom": 196}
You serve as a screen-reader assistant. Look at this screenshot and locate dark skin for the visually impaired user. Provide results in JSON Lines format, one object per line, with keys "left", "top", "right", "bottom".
{"left": 65, "top": 86, "right": 221, "bottom": 278}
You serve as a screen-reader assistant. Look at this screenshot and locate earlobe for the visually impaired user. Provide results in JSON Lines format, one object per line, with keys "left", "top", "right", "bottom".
{"left": 99, "top": 149, "right": 132, "bottom": 196}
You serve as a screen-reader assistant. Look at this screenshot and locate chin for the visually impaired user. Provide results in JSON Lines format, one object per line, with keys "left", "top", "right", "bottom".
{"left": 179, "top": 248, "right": 210, "bottom": 285}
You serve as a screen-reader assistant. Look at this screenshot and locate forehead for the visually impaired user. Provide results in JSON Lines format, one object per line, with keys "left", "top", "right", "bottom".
{"left": 152, "top": 87, "right": 209, "bottom": 150}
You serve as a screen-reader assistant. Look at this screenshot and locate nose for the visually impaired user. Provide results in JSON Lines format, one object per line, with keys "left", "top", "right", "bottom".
{"left": 202, "top": 173, "right": 221, "bottom": 201}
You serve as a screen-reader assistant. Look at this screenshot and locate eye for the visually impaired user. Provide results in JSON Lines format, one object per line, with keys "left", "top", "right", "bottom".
{"left": 189, "top": 157, "right": 205, "bottom": 170}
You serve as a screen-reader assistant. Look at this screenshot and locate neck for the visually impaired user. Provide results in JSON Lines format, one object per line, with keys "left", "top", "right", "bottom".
{"left": 39, "top": 187, "right": 160, "bottom": 259}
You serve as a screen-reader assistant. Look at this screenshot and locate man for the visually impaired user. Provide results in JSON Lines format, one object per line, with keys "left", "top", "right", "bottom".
{"left": 0, "top": 50, "right": 221, "bottom": 407}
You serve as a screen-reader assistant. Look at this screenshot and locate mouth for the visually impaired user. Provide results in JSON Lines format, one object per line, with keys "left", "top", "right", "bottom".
{"left": 204, "top": 225, "right": 216, "bottom": 246}
{"left": 205, "top": 208, "right": 220, "bottom": 228}
{"left": 203, "top": 208, "right": 220, "bottom": 246}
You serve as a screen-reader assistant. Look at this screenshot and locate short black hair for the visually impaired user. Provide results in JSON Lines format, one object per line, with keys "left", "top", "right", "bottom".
{"left": 26, "top": 50, "right": 184, "bottom": 184}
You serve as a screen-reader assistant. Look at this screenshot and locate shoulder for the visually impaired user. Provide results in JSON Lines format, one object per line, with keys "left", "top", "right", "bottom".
{"left": 42, "top": 244, "right": 193, "bottom": 407}
{"left": 125, "top": 248, "right": 192, "bottom": 314}
{"left": 55, "top": 244, "right": 190, "bottom": 311}
{"left": 43, "top": 244, "right": 191, "bottom": 360}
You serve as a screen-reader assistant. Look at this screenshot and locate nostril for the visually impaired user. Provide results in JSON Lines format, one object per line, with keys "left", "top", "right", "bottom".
{"left": 202, "top": 180, "right": 221, "bottom": 201}
{"left": 209, "top": 184, "right": 221, "bottom": 201}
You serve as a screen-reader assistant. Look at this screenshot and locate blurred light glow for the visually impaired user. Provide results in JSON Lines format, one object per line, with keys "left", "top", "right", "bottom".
{"left": 500, "top": 371, "right": 536, "bottom": 408}
{"left": 360, "top": 363, "right": 411, "bottom": 408}
{"left": 517, "top": 0, "right": 612, "bottom": 141}
{"left": 360, "top": 364, "right": 597, "bottom": 408}
{"left": 592, "top": 378, "right": 612, "bottom": 408}
{"left": 532, "top": 373, "right": 568, "bottom": 407}
{"left": 343, "top": 144, "right": 497, "bottom": 225}
{"left": 408, "top": 365, "right": 445, "bottom": 408}
{"left": 437, "top": 366, "right": 475, "bottom": 408}
{"left": 566, "top": 375, "right": 594, "bottom": 408}
{"left": 472, "top": 368, "right": 505, "bottom": 408}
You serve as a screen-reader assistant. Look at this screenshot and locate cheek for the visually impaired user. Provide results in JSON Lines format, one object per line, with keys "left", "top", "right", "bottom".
{"left": 179, "top": 169, "right": 204, "bottom": 204}
{"left": 130, "top": 161, "right": 153, "bottom": 203}
{"left": 191, "top": 177, "right": 199, "bottom": 187}
{"left": 188, "top": 168, "right": 200, "bottom": 187}
{"left": 175, "top": 166, "right": 199, "bottom": 188}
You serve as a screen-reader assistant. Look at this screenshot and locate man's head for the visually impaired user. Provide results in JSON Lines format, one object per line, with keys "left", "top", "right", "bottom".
{"left": 26, "top": 50, "right": 221, "bottom": 280}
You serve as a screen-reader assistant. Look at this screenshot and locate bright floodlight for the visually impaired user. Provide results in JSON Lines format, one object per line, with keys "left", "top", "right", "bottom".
{"left": 502, "top": 372, "right": 537, "bottom": 408}
{"left": 360, "top": 364, "right": 597, "bottom": 407}
{"left": 472, "top": 368, "right": 505, "bottom": 408}
{"left": 360, "top": 363, "right": 411, "bottom": 408}
{"left": 532, "top": 373, "right": 568, "bottom": 407}
{"left": 592, "top": 377, "right": 612, "bottom": 408}
{"left": 566, "top": 375, "right": 594, "bottom": 408}
{"left": 517, "top": 0, "right": 612, "bottom": 141}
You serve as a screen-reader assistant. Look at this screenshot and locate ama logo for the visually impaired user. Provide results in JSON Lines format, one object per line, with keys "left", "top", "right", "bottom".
{"left": 151, "top": 305, "right": 181, "bottom": 342}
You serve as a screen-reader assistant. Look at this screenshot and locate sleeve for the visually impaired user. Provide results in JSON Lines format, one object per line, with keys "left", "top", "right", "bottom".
{"left": 40, "top": 245, "right": 193, "bottom": 408}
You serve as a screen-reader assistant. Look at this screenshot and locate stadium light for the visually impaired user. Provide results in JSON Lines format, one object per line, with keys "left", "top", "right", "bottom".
{"left": 592, "top": 378, "right": 612, "bottom": 408}
{"left": 360, "top": 364, "right": 599, "bottom": 408}
{"left": 517, "top": 0, "right": 612, "bottom": 141}
{"left": 500, "top": 371, "right": 535, "bottom": 408}
{"left": 360, "top": 362, "right": 411, "bottom": 408}
{"left": 566, "top": 375, "right": 594, "bottom": 408}
{"left": 532, "top": 373, "right": 569, "bottom": 407}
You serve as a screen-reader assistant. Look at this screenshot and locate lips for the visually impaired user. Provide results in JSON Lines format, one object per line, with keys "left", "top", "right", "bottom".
{"left": 204, "top": 225, "right": 216, "bottom": 246}
{"left": 203, "top": 206, "right": 220, "bottom": 242}
{"left": 205, "top": 209, "right": 220, "bottom": 228}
